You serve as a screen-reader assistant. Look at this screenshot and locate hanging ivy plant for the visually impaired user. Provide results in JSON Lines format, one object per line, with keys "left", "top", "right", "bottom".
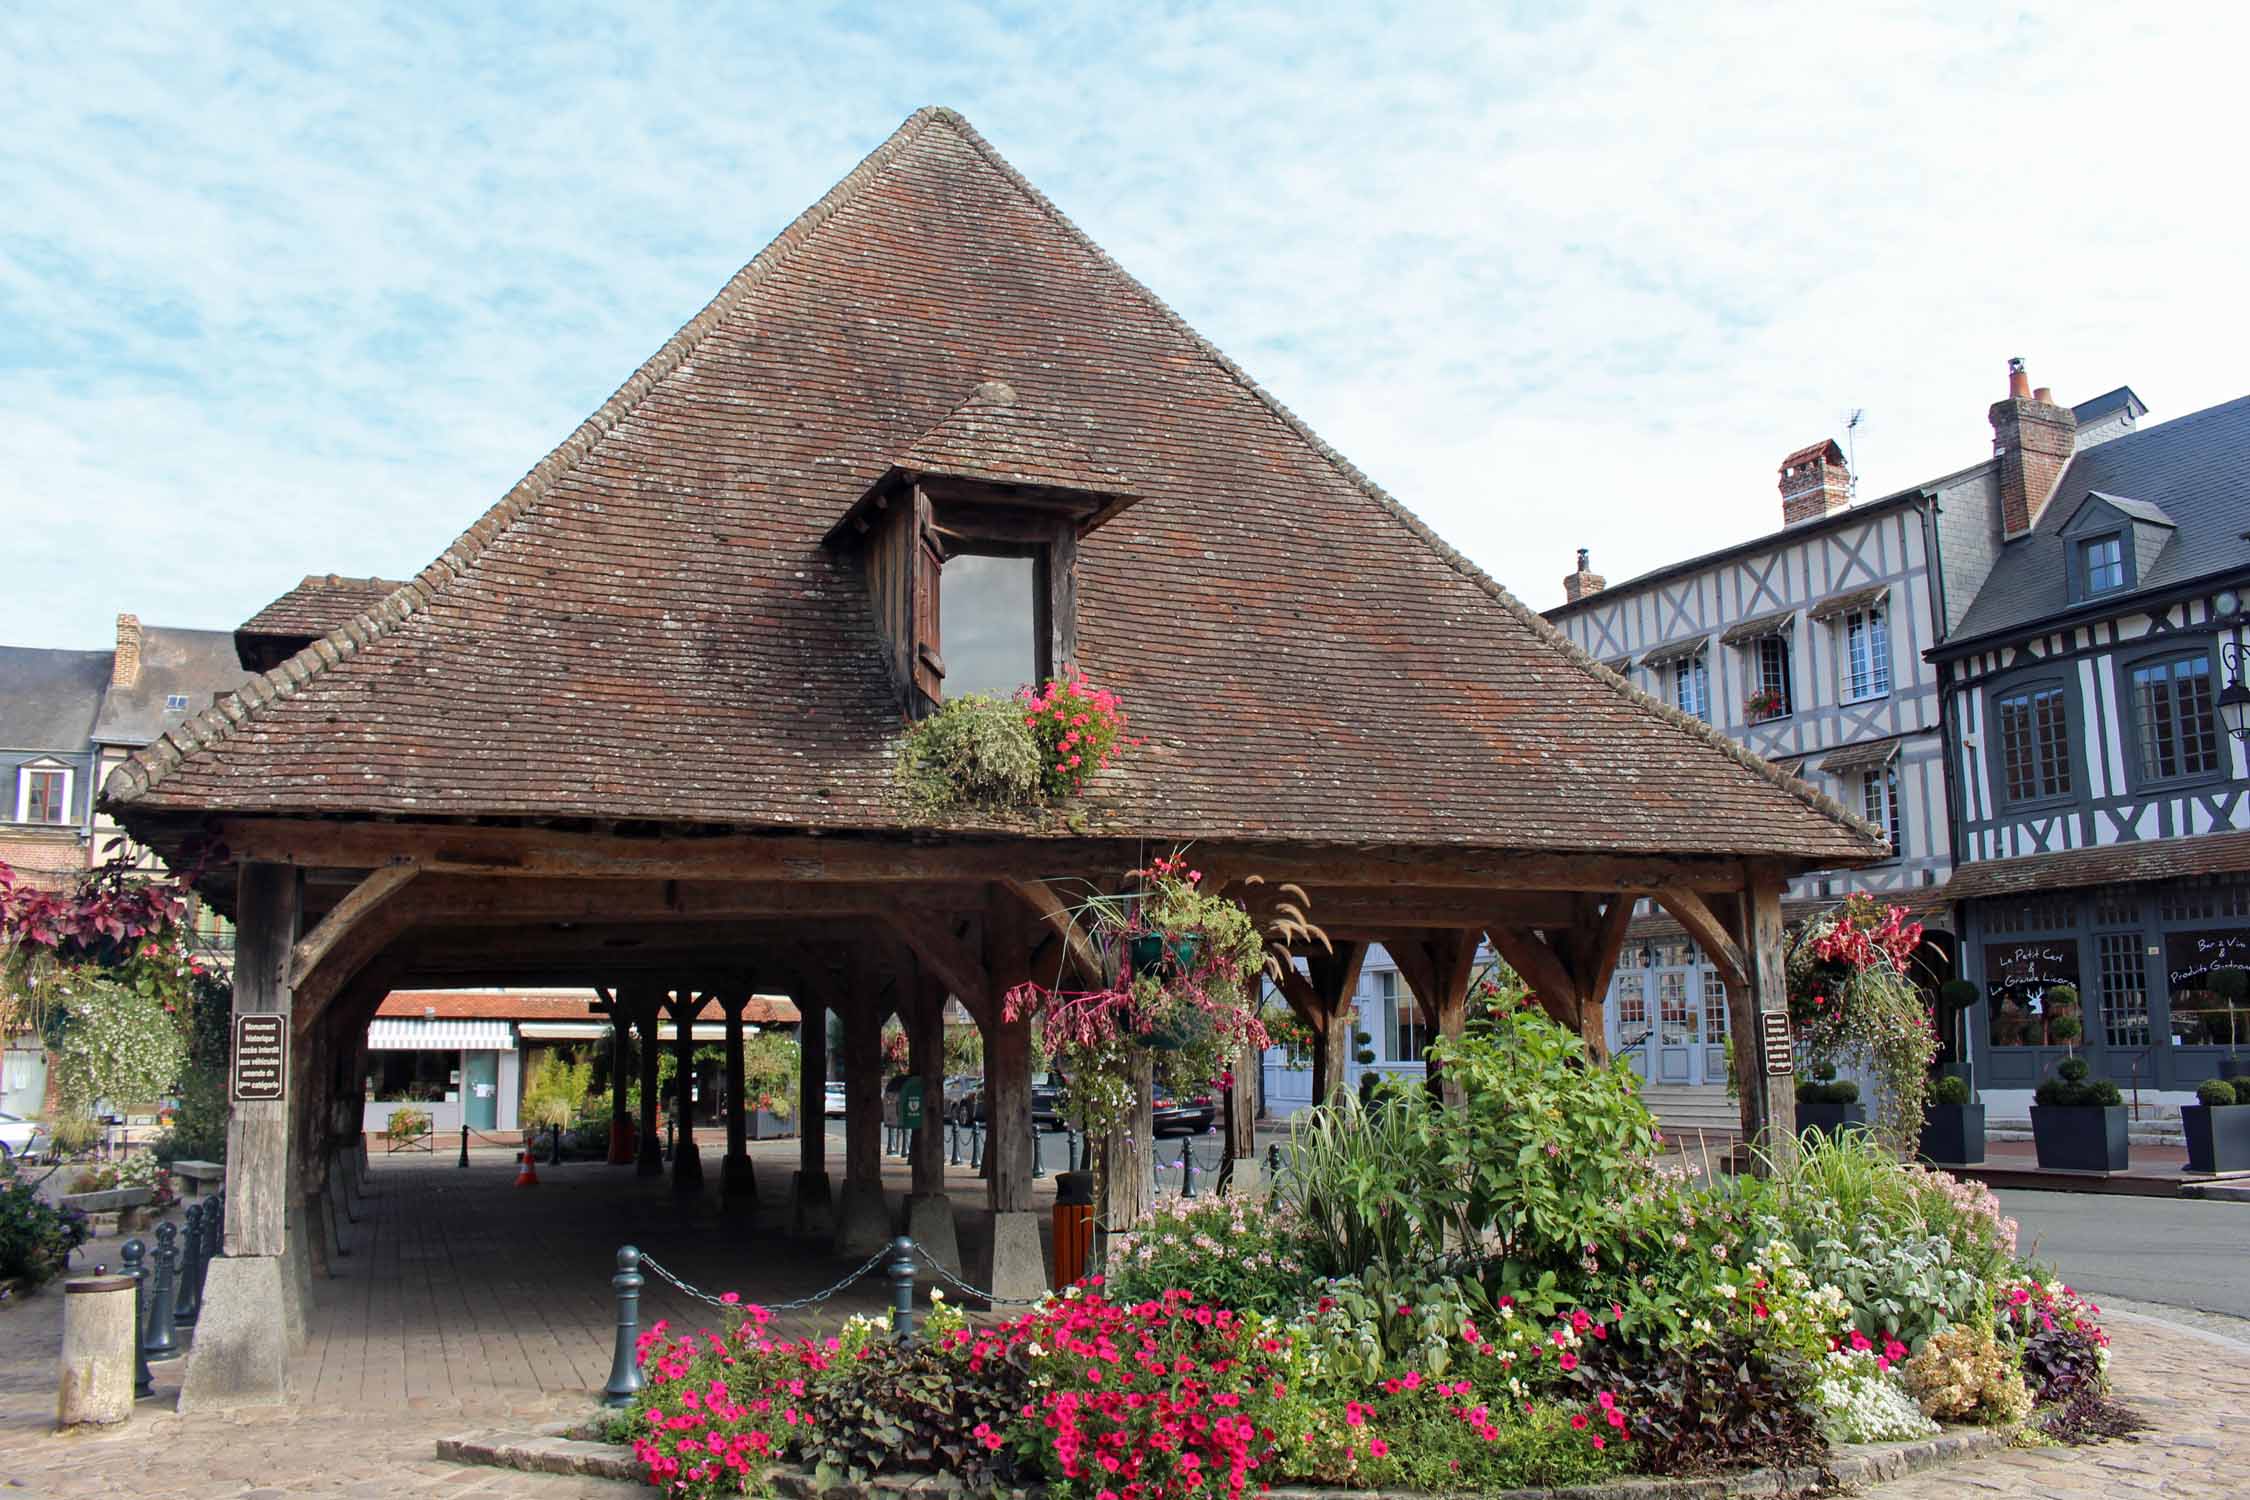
{"left": 1787, "top": 896, "right": 1938, "bottom": 1155}
{"left": 1003, "top": 854, "right": 1267, "bottom": 1135}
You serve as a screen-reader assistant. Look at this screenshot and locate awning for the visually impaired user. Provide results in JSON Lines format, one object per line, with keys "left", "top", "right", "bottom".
{"left": 1947, "top": 829, "right": 2250, "bottom": 904}
{"left": 1809, "top": 583, "right": 1889, "bottom": 623}
{"left": 1820, "top": 738, "right": 1902, "bottom": 775}
{"left": 366, "top": 1019, "right": 514, "bottom": 1051}
{"left": 516, "top": 1021, "right": 740, "bottom": 1043}
{"left": 1600, "top": 656, "right": 1632, "bottom": 675}
{"left": 1720, "top": 608, "right": 1796, "bottom": 645}
{"left": 1639, "top": 635, "right": 1709, "bottom": 668}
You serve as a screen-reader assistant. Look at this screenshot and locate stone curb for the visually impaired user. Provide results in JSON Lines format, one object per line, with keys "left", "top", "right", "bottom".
{"left": 438, "top": 1422, "right": 2013, "bottom": 1498}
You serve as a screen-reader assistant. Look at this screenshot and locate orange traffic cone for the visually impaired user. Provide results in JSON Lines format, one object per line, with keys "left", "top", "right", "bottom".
{"left": 515, "top": 1148, "right": 540, "bottom": 1187}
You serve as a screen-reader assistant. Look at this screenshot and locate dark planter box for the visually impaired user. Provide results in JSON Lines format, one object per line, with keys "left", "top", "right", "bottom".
{"left": 2029, "top": 1105, "right": 2129, "bottom": 1172}
{"left": 1918, "top": 1102, "right": 1986, "bottom": 1166}
{"left": 1794, "top": 1099, "right": 1867, "bottom": 1140}
{"left": 2182, "top": 1104, "right": 2250, "bottom": 1174}
{"left": 749, "top": 1108, "right": 796, "bottom": 1141}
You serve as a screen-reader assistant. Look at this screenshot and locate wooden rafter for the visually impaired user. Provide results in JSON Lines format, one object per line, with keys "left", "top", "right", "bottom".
{"left": 1485, "top": 924, "right": 1581, "bottom": 1031}
{"left": 883, "top": 909, "right": 994, "bottom": 1026}
{"left": 1000, "top": 877, "right": 1104, "bottom": 984}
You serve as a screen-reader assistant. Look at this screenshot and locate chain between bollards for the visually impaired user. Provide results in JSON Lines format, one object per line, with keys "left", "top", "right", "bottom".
{"left": 602, "top": 1246, "right": 645, "bottom": 1407}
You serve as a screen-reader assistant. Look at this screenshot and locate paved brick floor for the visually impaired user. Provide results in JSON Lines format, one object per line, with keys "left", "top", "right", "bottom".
{"left": 0, "top": 1136, "right": 2242, "bottom": 1497}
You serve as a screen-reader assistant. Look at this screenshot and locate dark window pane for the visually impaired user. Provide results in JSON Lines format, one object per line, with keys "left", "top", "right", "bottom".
{"left": 940, "top": 553, "right": 1037, "bottom": 699}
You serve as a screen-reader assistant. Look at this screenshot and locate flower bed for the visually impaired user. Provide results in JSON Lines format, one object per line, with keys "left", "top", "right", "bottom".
{"left": 615, "top": 1004, "right": 2129, "bottom": 1498}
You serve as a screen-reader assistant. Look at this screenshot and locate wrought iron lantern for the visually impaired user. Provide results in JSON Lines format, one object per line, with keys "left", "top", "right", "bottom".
{"left": 2220, "top": 640, "right": 2250, "bottom": 742}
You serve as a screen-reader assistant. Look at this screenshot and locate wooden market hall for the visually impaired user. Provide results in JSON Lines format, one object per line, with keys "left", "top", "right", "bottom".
{"left": 103, "top": 108, "right": 1885, "bottom": 1406}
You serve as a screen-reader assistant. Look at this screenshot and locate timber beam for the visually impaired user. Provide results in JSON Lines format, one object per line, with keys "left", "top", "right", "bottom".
{"left": 1654, "top": 888, "right": 1749, "bottom": 990}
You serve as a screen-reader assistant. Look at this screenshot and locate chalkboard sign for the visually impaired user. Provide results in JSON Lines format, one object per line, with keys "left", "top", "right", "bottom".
{"left": 1983, "top": 939, "right": 2079, "bottom": 994}
{"left": 2165, "top": 929, "right": 2250, "bottom": 990}
{"left": 232, "top": 1014, "right": 287, "bottom": 1102}
{"left": 1760, "top": 1010, "right": 1794, "bottom": 1077}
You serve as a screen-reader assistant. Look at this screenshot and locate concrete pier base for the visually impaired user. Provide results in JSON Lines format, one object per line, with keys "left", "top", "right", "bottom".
{"left": 835, "top": 1179, "right": 891, "bottom": 1260}
{"left": 902, "top": 1193, "right": 961, "bottom": 1280}
{"left": 979, "top": 1210, "right": 1048, "bottom": 1306}
{"left": 790, "top": 1169, "right": 835, "bottom": 1238}
{"left": 178, "top": 1257, "right": 289, "bottom": 1411}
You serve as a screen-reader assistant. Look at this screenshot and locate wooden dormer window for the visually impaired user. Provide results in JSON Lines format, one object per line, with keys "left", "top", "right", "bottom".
{"left": 826, "top": 382, "right": 1135, "bottom": 717}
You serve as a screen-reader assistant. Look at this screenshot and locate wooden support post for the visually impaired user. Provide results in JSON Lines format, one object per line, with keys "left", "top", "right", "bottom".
{"left": 669, "top": 989, "right": 704, "bottom": 1193}
{"left": 901, "top": 968, "right": 962, "bottom": 1276}
{"left": 721, "top": 988, "right": 754, "bottom": 1208}
{"left": 1567, "top": 894, "right": 1636, "bottom": 1064}
{"left": 633, "top": 989, "right": 663, "bottom": 1178}
{"left": 792, "top": 988, "right": 834, "bottom": 1237}
{"left": 1097, "top": 1051, "right": 1154, "bottom": 1228}
{"left": 1223, "top": 996, "right": 1258, "bottom": 1193}
{"left": 179, "top": 861, "right": 299, "bottom": 1410}
{"left": 835, "top": 970, "right": 891, "bottom": 1258}
{"left": 1733, "top": 871, "right": 1797, "bottom": 1172}
{"left": 604, "top": 993, "right": 633, "bottom": 1165}
{"left": 978, "top": 888, "right": 1046, "bottom": 1302}
{"left": 1282, "top": 940, "right": 1368, "bottom": 1108}
{"left": 1387, "top": 930, "right": 1479, "bottom": 1105}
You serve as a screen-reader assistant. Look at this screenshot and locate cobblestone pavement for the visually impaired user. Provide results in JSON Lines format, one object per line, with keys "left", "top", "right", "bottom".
{"left": 0, "top": 1143, "right": 2242, "bottom": 1497}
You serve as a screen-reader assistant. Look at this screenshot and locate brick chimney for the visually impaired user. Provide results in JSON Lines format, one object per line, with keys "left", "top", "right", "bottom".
{"left": 1562, "top": 548, "right": 1605, "bottom": 603}
{"left": 1779, "top": 440, "right": 1852, "bottom": 525}
{"left": 112, "top": 613, "right": 143, "bottom": 689}
{"left": 1991, "top": 357, "right": 2077, "bottom": 538}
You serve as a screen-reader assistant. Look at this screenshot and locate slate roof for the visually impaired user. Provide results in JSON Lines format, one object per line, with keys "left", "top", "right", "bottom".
{"left": 1943, "top": 393, "right": 2250, "bottom": 652}
{"left": 105, "top": 108, "right": 1880, "bottom": 866}
{"left": 239, "top": 575, "right": 410, "bottom": 641}
{"left": 92, "top": 628, "right": 254, "bottom": 748}
{"left": 1945, "top": 831, "right": 2250, "bottom": 904}
{"left": 0, "top": 648, "right": 111, "bottom": 752}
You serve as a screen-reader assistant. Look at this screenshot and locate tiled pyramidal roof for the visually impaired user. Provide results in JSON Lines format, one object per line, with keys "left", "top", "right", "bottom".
{"left": 106, "top": 108, "right": 1880, "bottom": 863}
{"left": 239, "top": 575, "right": 411, "bottom": 640}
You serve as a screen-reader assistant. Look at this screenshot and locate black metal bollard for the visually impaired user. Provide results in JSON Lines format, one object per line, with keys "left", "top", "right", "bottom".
{"left": 1266, "top": 1142, "right": 1283, "bottom": 1180}
{"left": 121, "top": 1238, "right": 153, "bottom": 1398}
{"left": 602, "top": 1246, "right": 645, "bottom": 1407}
{"left": 194, "top": 1196, "right": 221, "bottom": 1307}
{"left": 550, "top": 1122, "right": 563, "bottom": 1166}
{"left": 1181, "top": 1141, "right": 1199, "bottom": 1199}
{"left": 1031, "top": 1123, "right": 1046, "bottom": 1180}
{"left": 947, "top": 1121, "right": 961, "bottom": 1167}
{"left": 172, "top": 1202, "right": 205, "bottom": 1325}
{"left": 969, "top": 1121, "right": 984, "bottom": 1171}
{"left": 145, "top": 1222, "right": 179, "bottom": 1357}
{"left": 886, "top": 1235, "right": 918, "bottom": 1344}
{"left": 459, "top": 1123, "right": 470, "bottom": 1168}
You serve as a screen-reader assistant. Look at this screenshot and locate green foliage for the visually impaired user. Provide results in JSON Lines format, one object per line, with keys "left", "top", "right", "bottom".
{"left": 1938, "top": 979, "right": 1981, "bottom": 1011}
{"left": 1929, "top": 1074, "right": 1972, "bottom": 1107}
{"left": 742, "top": 1030, "right": 800, "bottom": 1117}
{"left": 1102, "top": 1194, "right": 1313, "bottom": 1317}
{"left": 48, "top": 1113, "right": 101, "bottom": 1157}
{"left": 47, "top": 967, "right": 187, "bottom": 1114}
{"left": 0, "top": 1168, "right": 91, "bottom": 1289}
{"left": 2036, "top": 1056, "right": 2121, "bottom": 1107}
{"left": 894, "top": 694, "right": 1041, "bottom": 814}
{"left": 1788, "top": 898, "right": 1939, "bottom": 1154}
{"left": 522, "top": 1051, "right": 594, "bottom": 1130}
{"left": 1795, "top": 1076, "right": 1860, "bottom": 1104}
{"left": 1355, "top": 1391, "right": 1630, "bottom": 1492}
{"left": 2198, "top": 1078, "right": 2240, "bottom": 1107}
{"left": 1296, "top": 1265, "right": 1493, "bottom": 1386}
{"left": 800, "top": 1339, "right": 1030, "bottom": 1490}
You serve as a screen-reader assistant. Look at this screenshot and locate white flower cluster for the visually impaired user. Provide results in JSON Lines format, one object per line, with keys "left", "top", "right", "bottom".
{"left": 1811, "top": 1350, "right": 1940, "bottom": 1445}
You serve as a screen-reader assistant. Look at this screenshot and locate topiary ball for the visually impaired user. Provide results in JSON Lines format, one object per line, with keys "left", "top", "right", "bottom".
{"left": 2089, "top": 1080, "right": 2123, "bottom": 1108}
{"left": 2057, "top": 1056, "right": 2091, "bottom": 1084}
{"left": 1939, "top": 978, "right": 1981, "bottom": 1010}
{"left": 2198, "top": 1078, "right": 2240, "bottom": 1108}
{"left": 1930, "top": 1074, "right": 1972, "bottom": 1107}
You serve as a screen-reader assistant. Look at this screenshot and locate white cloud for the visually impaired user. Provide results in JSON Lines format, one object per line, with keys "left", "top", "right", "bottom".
{"left": 2, "top": 1, "right": 2245, "bottom": 646}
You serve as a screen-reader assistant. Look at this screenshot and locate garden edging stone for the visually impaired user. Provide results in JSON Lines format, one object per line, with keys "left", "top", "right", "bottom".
{"left": 435, "top": 1421, "right": 2015, "bottom": 1498}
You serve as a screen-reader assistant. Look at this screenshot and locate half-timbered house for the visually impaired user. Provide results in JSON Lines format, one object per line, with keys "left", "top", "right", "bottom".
{"left": 1932, "top": 385, "right": 2250, "bottom": 1107}
{"left": 1545, "top": 366, "right": 2143, "bottom": 1105}
{"left": 100, "top": 108, "right": 1881, "bottom": 1407}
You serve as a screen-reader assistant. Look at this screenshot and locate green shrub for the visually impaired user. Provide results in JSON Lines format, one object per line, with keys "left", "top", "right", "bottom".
{"left": 800, "top": 1338, "right": 1030, "bottom": 1489}
{"left": 1795, "top": 1077, "right": 1860, "bottom": 1105}
{"left": 2057, "top": 1055, "right": 2090, "bottom": 1083}
{"left": 151, "top": 1067, "right": 229, "bottom": 1164}
{"left": 0, "top": 1171, "right": 91, "bottom": 1289}
{"left": 2197, "top": 1078, "right": 2239, "bottom": 1107}
{"left": 2036, "top": 1057, "right": 2121, "bottom": 1107}
{"left": 1102, "top": 1194, "right": 1314, "bottom": 1317}
{"left": 1929, "top": 1074, "right": 1972, "bottom": 1107}
{"left": 894, "top": 695, "right": 1041, "bottom": 814}
{"left": 1354, "top": 1389, "right": 1630, "bottom": 1492}
{"left": 1938, "top": 979, "right": 1981, "bottom": 1011}
{"left": 48, "top": 1114, "right": 101, "bottom": 1157}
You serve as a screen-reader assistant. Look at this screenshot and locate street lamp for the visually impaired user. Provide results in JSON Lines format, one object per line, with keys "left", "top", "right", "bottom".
{"left": 2220, "top": 640, "right": 2250, "bottom": 742}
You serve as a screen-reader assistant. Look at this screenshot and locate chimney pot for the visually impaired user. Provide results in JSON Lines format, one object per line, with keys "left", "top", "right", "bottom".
{"left": 2008, "top": 357, "right": 2032, "bottom": 399}
{"left": 1563, "top": 549, "right": 1606, "bottom": 604}
{"left": 2032, "top": 386, "right": 2052, "bottom": 405}
{"left": 1779, "top": 440, "right": 1853, "bottom": 526}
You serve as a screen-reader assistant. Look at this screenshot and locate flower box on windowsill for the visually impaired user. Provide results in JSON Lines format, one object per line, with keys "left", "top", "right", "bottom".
{"left": 1743, "top": 691, "right": 1788, "bottom": 724}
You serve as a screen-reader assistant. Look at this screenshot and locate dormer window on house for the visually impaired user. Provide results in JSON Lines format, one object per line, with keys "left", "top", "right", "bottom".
{"left": 2081, "top": 535, "right": 2124, "bottom": 595}
{"left": 825, "top": 381, "right": 1135, "bottom": 717}
{"left": 164, "top": 693, "right": 190, "bottom": 711}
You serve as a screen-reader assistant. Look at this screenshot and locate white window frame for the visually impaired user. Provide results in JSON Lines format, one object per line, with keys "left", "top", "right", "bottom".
{"left": 1860, "top": 763, "right": 1901, "bottom": 857}
{"left": 15, "top": 761, "right": 74, "bottom": 826}
{"left": 1673, "top": 649, "right": 1710, "bottom": 722}
{"left": 1839, "top": 606, "right": 1892, "bottom": 704}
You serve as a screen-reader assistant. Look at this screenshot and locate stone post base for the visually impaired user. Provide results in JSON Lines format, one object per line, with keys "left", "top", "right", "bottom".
{"left": 671, "top": 1141, "right": 705, "bottom": 1195}
{"left": 790, "top": 1169, "right": 835, "bottom": 1238}
{"left": 979, "top": 1211, "right": 1048, "bottom": 1306}
{"left": 283, "top": 1200, "right": 314, "bottom": 1349}
{"left": 58, "top": 1273, "right": 136, "bottom": 1428}
{"left": 1221, "top": 1156, "right": 1265, "bottom": 1198}
{"left": 903, "top": 1193, "right": 961, "bottom": 1280}
{"left": 835, "top": 1179, "right": 891, "bottom": 1260}
{"left": 178, "top": 1257, "right": 290, "bottom": 1410}
{"left": 721, "top": 1154, "right": 756, "bottom": 1216}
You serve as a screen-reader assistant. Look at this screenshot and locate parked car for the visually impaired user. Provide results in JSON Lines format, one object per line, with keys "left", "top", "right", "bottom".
{"left": 823, "top": 1080, "right": 847, "bottom": 1119}
{"left": 951, "top": 1074, "right": 1064, "bottom": 1129}
{"left": 0, "top": 1111, "right": 36, "bottom": 1159}
{"left": 1153, "top": 1089, "right": 1216, "bottom": 1136}
{"left": 942, "top": 1074, "right": 982, "bottom": 1122}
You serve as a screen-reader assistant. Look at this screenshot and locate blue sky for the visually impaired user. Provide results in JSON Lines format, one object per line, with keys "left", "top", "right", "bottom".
{"left": 3, "top": 2, "right": 2245, "bottom": 647}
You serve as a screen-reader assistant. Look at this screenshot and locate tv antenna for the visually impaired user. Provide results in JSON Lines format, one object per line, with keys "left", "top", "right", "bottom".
{"left": 1845, "top": 409, "right": 1866, "bottom": 494}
